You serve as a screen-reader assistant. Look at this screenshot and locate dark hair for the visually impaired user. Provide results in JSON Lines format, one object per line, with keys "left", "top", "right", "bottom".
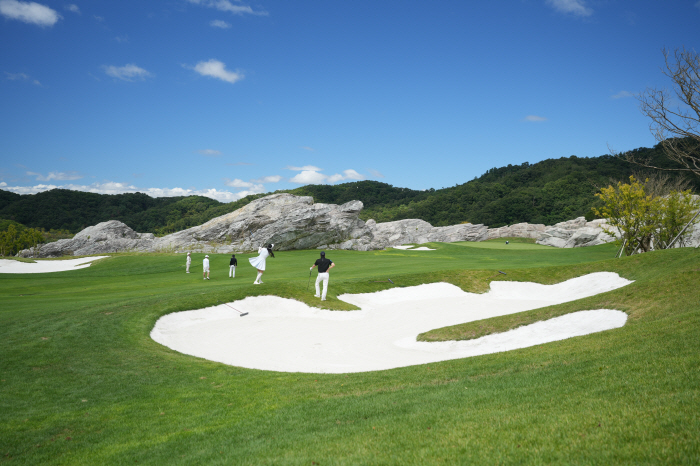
{"left": 320, "top": 251, "right": 325, "bottom": 257}
{"left": 267, "top": 244, "right": 275, "bottom": 258}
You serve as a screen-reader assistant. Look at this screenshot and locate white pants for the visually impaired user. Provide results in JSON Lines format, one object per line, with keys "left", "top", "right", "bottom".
{"left": 315, "top": 272, "right": 329, "bottom": 299}
{"left": 186, "top": 262, "right": 190, "bottom": 273}
{"left": 229, "top": 265, "right": 236, "bottom": 277}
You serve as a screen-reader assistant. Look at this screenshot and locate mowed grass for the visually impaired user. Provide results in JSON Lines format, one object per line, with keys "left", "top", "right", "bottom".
{"left": 0, "top": 243, "right": 699, "bottom": 464}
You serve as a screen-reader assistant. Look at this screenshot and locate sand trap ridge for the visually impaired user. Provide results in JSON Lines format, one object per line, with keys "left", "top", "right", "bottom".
{"left": 151, "top": 272, "right": 632, "bottom": 373}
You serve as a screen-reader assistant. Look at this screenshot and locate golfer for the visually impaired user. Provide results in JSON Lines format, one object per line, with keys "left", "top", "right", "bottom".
{"left": 249, "top": 243, "right": 274, "bottom": 284}
{"left": 310, "top": 251, "right": 335, "bottom": 301}
{"left": 229, "top": 254, "right": 237, "bottom": 278}
{"left": 203, "top": 254, "right": 210, "bottom": 280}
{"left": 186, "top": 252, "right": 191, "bottom": 273}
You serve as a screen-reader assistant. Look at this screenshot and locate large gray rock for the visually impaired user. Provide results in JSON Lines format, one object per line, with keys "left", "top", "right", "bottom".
{"left": 30, "top": 220, "right": 156, "bottom": 257}
{"left": 536, "top": 217, "right": 619, "bottom": 248}
{"left": 151, "top": 193, "right": 367, "bottom": 253}
{"left": 487, "top": 222, "right": 545, "bottom": 240}
{"left": 325, "top": 219, "right": 489, "bottom": 251}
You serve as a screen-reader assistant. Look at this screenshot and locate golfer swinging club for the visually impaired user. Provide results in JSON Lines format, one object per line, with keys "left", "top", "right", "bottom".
{"left": 249, "top": 243, "right": 274, "bottom": 284}
{"left": 310, "top": 251, "right": 335, "bottom": 301}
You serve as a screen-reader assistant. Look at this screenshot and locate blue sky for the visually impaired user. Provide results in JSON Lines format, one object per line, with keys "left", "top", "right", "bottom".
{"left": 1, "top": 0, "right": 699, "bottom": 202}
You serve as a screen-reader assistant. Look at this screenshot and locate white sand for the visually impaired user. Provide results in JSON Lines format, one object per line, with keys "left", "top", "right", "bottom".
{"left": 0, "top": 256, "right": 109, "bottom": 274}
{"left": 392, "top": 245, "right": 435, "bottom": 251}
{"left": 151, "top": 272, "right": 632, "bottom": 373}
{"left": 392, "top": 245, "right": 415, "bottom": 249}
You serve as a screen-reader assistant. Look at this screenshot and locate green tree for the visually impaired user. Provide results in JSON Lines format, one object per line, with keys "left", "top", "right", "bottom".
{"left": 594, "top": 176, "right": 698, "bottom": 255}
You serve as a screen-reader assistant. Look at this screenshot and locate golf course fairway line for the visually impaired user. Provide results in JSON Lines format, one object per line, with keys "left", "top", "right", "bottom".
{"left": 0, "top": 256, "right": 109, "bottom": 274}
{"left": 151, "top": 272, "right": 632, "bottom": 373}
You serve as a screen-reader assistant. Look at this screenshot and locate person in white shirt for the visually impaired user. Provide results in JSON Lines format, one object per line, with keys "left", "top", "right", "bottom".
{"left": 248, "top": 243, "right": 274, "bottom": 284}
{"left": 203, "top": 255, "right": 210, "bottom": 280}
{"left": 186, "top": 252, "right": 191, "bottom": 273}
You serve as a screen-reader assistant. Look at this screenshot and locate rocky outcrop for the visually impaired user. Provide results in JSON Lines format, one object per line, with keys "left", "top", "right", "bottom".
{"left": 536, "top": 217, "right": 618, "bottom": 248}
{"left": 32, "top": 220, "right": 156, "bottom": 257}
{"left": 20, "top": 193, "right": 489, "bottom": 257}
{"left": 487, "top": 222, "right": 546, "bottom": 240}
{"left": 324, "top": 219, "right": 489, "bottom": 251}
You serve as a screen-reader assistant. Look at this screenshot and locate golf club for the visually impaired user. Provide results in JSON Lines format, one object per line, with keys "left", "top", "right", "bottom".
{"left": 217, "top": 300, "right": 248, "bottom": 317}
{"left": 491, "top": 271, "right": 507, "bottom": 277}
{"left": 372, "top": 279, "right": 394, "bottom": 284}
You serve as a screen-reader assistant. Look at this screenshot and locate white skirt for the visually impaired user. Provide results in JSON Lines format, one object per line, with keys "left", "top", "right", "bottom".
{"left": 248, "top": 248, "right": 269, "bottom": 270}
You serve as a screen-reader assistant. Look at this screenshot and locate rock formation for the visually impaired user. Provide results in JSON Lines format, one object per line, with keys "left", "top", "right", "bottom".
{"left": 20, "top": 193, "right": 489, "bottom": 257}
{"left": 535, "top": 217, "right": 618, "bottom": 248}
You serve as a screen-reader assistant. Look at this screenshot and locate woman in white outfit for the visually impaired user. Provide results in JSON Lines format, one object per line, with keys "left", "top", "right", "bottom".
{"left": 249, "top": 243, "right": 274, "bottom": 284}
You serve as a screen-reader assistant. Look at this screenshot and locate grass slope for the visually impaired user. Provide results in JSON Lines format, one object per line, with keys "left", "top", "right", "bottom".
{"left": 1, "top": 244, "right": 698, "bottom": 464}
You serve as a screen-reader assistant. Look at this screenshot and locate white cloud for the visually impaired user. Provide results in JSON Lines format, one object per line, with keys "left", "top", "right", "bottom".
{"left": 252, "top": 175, "right": 282, "bottom": 183}
{"left": 224, "top": 178, "right": 254, "bottom": 188}
{"left": 300, "top": 146, "right": 315, "bottom": 151}
{"left": 5, "top": 71, "right": 41, "bottom": 86}
{"left": 0, "top": 182, "right": 7, "bottom": 187}
{"left": 546, "top": 0, "right": 592, "bottom": 17}
{"left": 289, "top": 168, "right": 365, "bottom": 185}
{"left": 27, "top": 171, "right": 82, "bottom": 181}
{"left": 65, "top": 4, "right": 79, "bottom": 14}
{"left": 340, "top": 169, "right": 364, "bottom": 180}
{"left": 368, "top": 169, "right": 384, "bottom": 178}
{"left": 285, "top": 165, "right": 321, "bottom": 171}
{"left": 611, "top": 90, "right": 634, "bottom": 99}
{"left": 103, "top": 64, "right": 153, "bottom": 81}
{"left": 523, "top": 115, "right": 548, "bottom": 122}
{"left": 191, "top": 59, "right": 243, "bottom": 84}
{"left": 290, "top": 170, "right": 329, "bottom": 184}
{"left": 0, "top": 0, "right": 61, "bottom": 26}
{"left": 210, "top": 19, "right": 230, "bottom": 28}
{"left": 198, "top": 149, "right": 222, "bottom": 156}
{"left": 187, "top": 0, "right": 267, "bottom": 16}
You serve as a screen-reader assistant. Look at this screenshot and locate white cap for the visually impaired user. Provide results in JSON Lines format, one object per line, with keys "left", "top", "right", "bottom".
{"left": 205, "top": 255, "right": 209, "bottom": 257}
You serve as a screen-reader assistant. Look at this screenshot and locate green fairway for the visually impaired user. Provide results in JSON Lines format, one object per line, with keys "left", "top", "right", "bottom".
{"left": 1, "top": 244, "right": 699, "bottom": 464}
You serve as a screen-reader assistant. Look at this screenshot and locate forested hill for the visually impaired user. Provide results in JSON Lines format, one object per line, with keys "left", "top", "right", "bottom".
{"left": 1, "top": 141, "right": 696, "bottom": 233}
{"left": 0, "top": 189, "right": 267, "bottom": 234}
{"left": 287, "top": 142, "right": 699, "bottom": 227}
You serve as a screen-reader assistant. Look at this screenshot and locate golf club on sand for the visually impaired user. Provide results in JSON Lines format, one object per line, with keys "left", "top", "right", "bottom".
{"left": 217, "top": 300, "right": 249, "bottom": 317}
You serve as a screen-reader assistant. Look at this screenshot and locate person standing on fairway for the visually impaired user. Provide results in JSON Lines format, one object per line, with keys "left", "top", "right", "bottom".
{"left": 203, "top": 254, "right": 210, "bottom": 280}
{"left": 249, "top": 243, "right": 274, "bottom": 284}
{"left": 310, "top": 251, "right": 335, "bottom": 301}
{"left": 229, "top": 254, "right": 237, "bottom": 278}
{"left": 186, "top": 252, "right": 192, "bottom": 273}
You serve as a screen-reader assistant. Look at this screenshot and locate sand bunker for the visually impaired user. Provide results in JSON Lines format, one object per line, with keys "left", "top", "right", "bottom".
{"left": 152, "top": 272, "right": 632, "bottom": 373}
{"left": 392, "top": 245, "right": 435, "bottom": 250}
{"left": 0, "top": 256, "right": 109, "bottom": 274}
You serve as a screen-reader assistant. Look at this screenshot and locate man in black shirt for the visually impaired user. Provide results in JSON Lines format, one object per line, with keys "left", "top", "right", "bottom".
{"left": 229, "top": 254, "right": 237, "bottom": 278}
{"left": 310, "top": 251, "right": 335, "bottom": 301}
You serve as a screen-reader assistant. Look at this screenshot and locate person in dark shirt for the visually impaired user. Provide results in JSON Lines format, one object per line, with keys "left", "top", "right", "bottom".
{"left": 310, "top": 251, "right": 335, "bottom": 301}
{"left": 229, "top": 254, "right": 237, "bottom": 278}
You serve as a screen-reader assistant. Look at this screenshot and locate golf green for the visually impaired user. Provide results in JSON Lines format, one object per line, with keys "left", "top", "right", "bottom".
{"left": 1, "top": 244, "right": 698, "bottom": 464}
